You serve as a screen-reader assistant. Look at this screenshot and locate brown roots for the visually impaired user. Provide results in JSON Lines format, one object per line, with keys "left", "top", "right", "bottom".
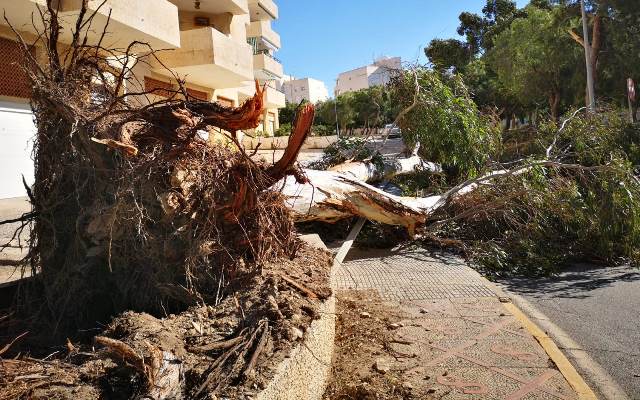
{"left": 0, "top": 0, "right": 314, "bottom": 342}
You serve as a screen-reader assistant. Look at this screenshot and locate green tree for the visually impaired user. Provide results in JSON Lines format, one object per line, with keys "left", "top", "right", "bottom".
{"left": 390, "top": 68, "right": 501, "bottom": 179}
{"left": 278, "top": 102, "right": 300, "bottom": 125}
{"left": 425, "top": 39, "right": 472, "bottom": 73}
{"left": 487, "top": 6, "right": 581, "bottom": 120}
{"left": 456, "top": 0, "right": 523, "bottom": 55}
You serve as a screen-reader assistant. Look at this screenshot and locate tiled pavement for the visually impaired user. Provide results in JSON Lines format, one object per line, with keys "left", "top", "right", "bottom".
{"left": 335, "top": 247, "right": 583, "bottom": 399}
{"left": 336, "top": 247, "right": 495, "bottom": 300}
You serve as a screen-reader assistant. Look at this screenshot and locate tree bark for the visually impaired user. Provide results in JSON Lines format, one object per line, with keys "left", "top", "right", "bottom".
{"left": 549, "top": 92, "right": 560, "bottom": 121}
{"left": 280, "top": 160, "right": 576, "bottom": 234}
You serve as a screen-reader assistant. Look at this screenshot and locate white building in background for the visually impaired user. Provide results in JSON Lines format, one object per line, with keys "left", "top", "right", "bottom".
{"left": 280, "top": 76, "right": 329, "bottom": 104}
{"left": 334, "top": 56, "right": 402, "bottom": 96}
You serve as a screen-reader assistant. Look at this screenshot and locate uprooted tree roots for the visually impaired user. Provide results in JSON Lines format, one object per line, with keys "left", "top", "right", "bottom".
{"left": 0, "top": 2, "right": 327, "bottom": 398}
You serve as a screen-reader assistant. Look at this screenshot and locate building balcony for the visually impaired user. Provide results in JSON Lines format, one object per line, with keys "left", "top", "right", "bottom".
{"left": 248, "top": 0, "right": 278, "bottom": 21}
{"left": 1, "top": 0, "right": 180, "bottom": 50}
{"left": 59, "top": 0, "right": 180, "bottom": 49}
{"left": 263, "top": 85, "right": 285, "bottom": 108}
{"left": 253, "top": 51, "right": 283, "bottom": 80}
{"left": 168, "top": 0, "right": 248, "bottom": 15}
{"left": 154, "top": 27, "right": 253, "bottom": 89}
{"left": 247, "top": 21, "right": 281, "bottom": 49}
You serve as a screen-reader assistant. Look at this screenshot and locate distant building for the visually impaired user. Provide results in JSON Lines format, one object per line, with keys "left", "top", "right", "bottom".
{"left": 334, "top": 56, "right": 402, "bottom": 96}
{"left": 280, "top": 76, "right": 330, "bottom": 104}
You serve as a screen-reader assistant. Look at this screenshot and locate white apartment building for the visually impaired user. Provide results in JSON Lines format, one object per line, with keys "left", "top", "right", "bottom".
{"left": 281, "top": 76, "right": 329, "bottom": 104}
{"left": 0, "top": 0, "right": 285, "bottom": 198}
{"left": 334, "top": 56, "right": 402, "bottom": 96}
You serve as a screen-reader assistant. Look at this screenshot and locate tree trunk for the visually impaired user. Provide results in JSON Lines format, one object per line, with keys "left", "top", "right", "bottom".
{"left": 590, "top": 14, "right": 602, "bottom": 88}
{"left": 327, "top": 156, "right": 440, "bottom": 182}
{"left": 279, "top": 170, "right": 438, "bottom": 235}
{"left": 280, "top": 160, "right": 568, "bottom": 234}
{"left": 549, "top": 92, "right": 560, "bottom": 121}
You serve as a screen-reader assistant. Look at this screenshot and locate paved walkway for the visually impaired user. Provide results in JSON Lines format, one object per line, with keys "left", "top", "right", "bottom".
{"left": 335, "top": 247, "right": 590, "bottom": 399}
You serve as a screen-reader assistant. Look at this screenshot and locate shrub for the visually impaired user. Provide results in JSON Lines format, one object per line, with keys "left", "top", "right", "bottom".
{"left": 431, "top": 109, "right": 640, "bottom": 276}
{"left": 273, "top": 123, "right": 291, "bottom": 137}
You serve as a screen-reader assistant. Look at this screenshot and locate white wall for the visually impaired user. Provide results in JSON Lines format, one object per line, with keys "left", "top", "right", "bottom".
{"left": 0, "top": 101, "right": 35, "bottom": 199}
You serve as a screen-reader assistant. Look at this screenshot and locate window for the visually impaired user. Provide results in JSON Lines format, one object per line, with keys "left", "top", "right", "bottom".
{"left": 216, "top": 96, "right": 234, "bottom": 107}
{"left": 0, "top": 37, "right": 33, "bottom": 99}
{"left": 187, "top": 88, "right": 208, "bottom": 101}
{"left": 144, "top": 76, "right": 173, "bottom": 98}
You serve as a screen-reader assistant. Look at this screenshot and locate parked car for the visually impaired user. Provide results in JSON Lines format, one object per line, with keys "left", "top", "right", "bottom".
{"left": 384, "top": 123, "right": 402, "bottom": 138}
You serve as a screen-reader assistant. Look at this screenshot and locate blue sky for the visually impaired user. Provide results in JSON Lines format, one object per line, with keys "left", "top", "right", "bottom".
{"left": 274, "top": 0, "right": 527, "bottom": 95}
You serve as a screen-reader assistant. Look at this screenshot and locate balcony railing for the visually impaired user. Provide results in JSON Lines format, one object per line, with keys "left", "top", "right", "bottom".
{"left": 253, "top": 48, "right": 281, "bottom": 63}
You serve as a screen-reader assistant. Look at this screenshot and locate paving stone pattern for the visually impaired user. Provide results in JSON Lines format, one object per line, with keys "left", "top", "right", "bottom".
{"left": 336, "top": 247, "right": 496, "bottom": 300}
{"left": 337, "top": 247, "right": 580, "bottom": 399}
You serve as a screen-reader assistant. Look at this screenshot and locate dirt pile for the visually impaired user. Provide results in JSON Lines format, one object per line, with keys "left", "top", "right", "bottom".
{"left": 1, "top": 244, "right": 332, "bottom": 399}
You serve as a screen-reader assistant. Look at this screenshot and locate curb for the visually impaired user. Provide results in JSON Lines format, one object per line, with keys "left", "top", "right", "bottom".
{"left": 483, "top": 278, "right": 628, "bottom": 400}
{"left": 503, "top": 302, "right": 597, "bottom": 400}
{"left": 501, "top": 289, "right": 630, "bottom": 400}
{"left": 256, "top": 234, "right": 336, "bottom": 400}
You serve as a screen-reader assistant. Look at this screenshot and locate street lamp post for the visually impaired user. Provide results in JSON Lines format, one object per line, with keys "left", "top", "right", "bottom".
{"left": 334, "top": 83, "right": 340, "bottom": 137}
{"left": 581, "top": 0, "right": 596, "bottom": 112}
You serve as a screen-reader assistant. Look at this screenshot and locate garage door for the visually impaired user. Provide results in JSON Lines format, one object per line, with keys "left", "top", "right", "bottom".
{"left": 0, "top": 101, "right": 35, "bottom": 199}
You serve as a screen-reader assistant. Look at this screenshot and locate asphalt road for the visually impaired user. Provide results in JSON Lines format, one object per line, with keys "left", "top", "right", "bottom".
{"left": 498, "top": 264, "right": 640, "bottom": 399}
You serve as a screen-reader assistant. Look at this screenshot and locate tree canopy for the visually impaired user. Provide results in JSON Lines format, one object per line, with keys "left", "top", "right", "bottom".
{"left": 425, "top": 0, "right": 640, "bottom": 121}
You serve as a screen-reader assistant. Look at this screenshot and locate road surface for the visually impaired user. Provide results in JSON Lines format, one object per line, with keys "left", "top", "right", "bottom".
{"left": 498, "top": 264, "right": 640, "bottom": 398}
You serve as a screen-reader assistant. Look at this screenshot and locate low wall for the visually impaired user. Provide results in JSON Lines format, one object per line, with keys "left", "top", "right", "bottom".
{"left": 242, "top": 135, "right": 337, "bottom": 150}
{"left": 256, "top": 234, "right": 336, "bottom": 400}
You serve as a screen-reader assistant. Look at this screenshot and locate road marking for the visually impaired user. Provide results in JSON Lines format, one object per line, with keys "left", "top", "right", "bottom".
{"left": 503, "top": 302, "right": 598, "bottom": 400}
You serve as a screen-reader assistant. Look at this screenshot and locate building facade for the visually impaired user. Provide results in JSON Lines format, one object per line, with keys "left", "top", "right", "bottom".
{"left": 0, "top": 0, "right": 285, "bottom": 198}
{"left": 334, "top": 56, "right": 401, "bottom": 96}
{"left": 281, "top": 76, "right": 329, "bottom": 104}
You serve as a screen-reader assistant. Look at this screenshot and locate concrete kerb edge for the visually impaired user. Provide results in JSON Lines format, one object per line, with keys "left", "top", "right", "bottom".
{"left": 482, "top": 277, "right": 626, "bottom": 400}
{"left": 255, "top": 234, "right": 336, "bottom": 400}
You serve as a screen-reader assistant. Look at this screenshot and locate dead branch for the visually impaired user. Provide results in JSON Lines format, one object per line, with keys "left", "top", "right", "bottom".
{"left": 279, "top": 274, "right": 319, "bottom": 299}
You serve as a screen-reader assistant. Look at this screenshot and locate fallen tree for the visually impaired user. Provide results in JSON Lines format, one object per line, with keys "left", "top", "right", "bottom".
{"left": 2, "top": 4, "right": 639, "bottom": 398}
{"left": 281, "top": 69, "right": 640, "bottom": 276}
{"left": 0, "top": 3, "right": 334, "bottom": 398}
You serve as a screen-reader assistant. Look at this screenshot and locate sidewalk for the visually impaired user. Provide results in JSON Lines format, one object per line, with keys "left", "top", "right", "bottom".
{"left": 331, "top": 247, "right": 595, "bottom": 399}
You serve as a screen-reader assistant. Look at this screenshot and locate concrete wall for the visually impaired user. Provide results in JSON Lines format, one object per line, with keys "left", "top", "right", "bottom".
{"left": 335, "top": 66, "right": 370, "bottom": 96}
{"left": 62, "top": 0, "right": 181, "bottom": 49}
{"left": 255, "top": 234, "right": 336, "bottom": 400}
{"left": 242, "top": 135, "right": 337, "bottom": 150}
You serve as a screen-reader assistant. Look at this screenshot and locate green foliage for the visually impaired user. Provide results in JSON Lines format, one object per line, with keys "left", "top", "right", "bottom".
{"left": 487, "top": 6, "right": 581, "bottom": 119}
{"left": 279, "top": 102, "right": 300, "bottom": 125}
{"left": 425, "top": 39, "right": 471, "bottom": 73}
{"left": 456, "top": 0, "right": 523, "bottom": 55}
{"left": 273, "top": 122, "right": 291, "bottom": 137}
{"left": 425, "top": 0, "right": 640, "bottom": 122}
{"left": 314, "top": 87, "right": 396, "bottom": 131}
{"left": 309, "top": 137, "right": 381, "bottom": 170}
{"left": 311, "top": 124, "right": 335, "bottom": 137}
{"left": 390, "top": 68, "right": 501, "bottom": 179}
{"left": 436, "top": 110, "right": 640, "bottom": 276}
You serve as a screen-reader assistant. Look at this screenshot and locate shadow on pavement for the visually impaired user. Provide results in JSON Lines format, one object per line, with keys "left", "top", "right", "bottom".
{"left": 498, "top": 264, "right": 640, "bottom": 299}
